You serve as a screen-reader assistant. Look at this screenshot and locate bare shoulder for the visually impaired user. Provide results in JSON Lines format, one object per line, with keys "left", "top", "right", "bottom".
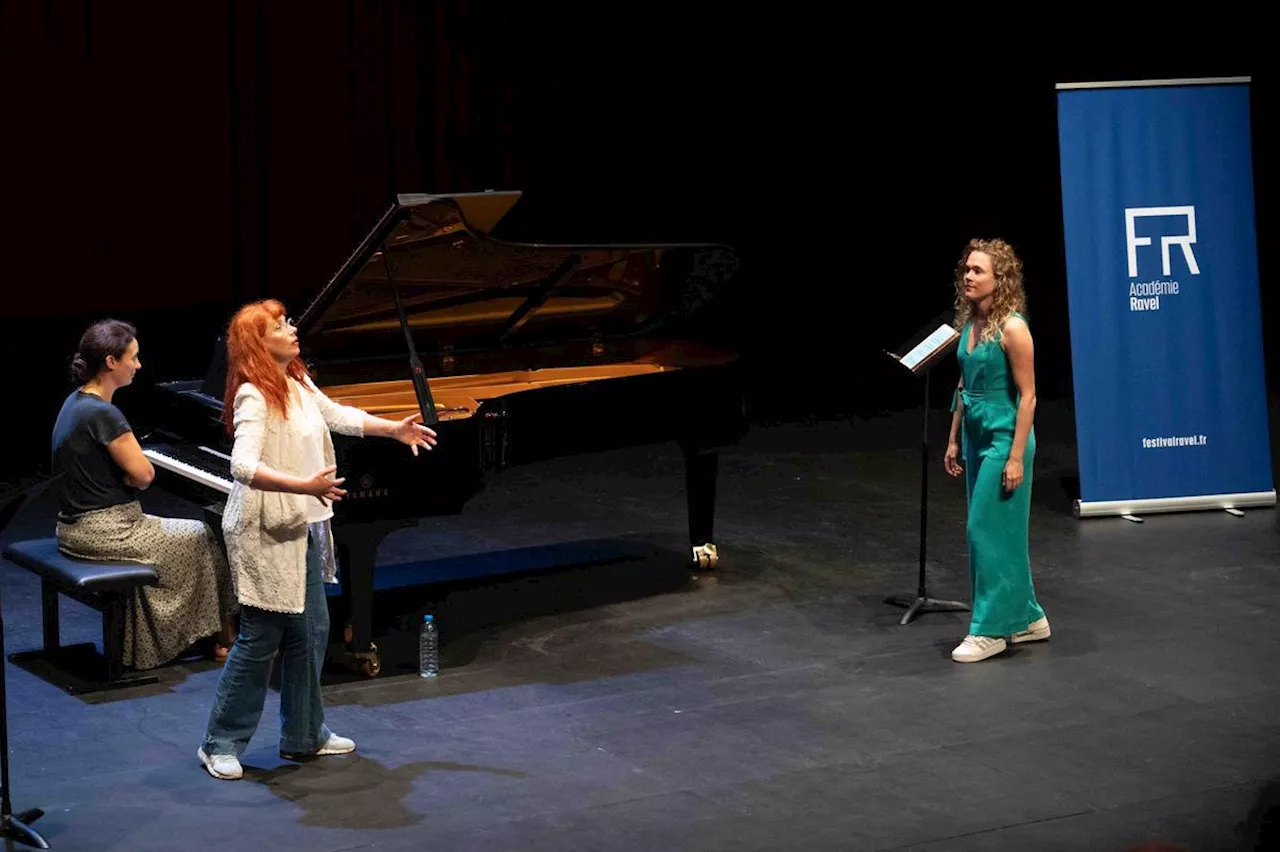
{"left": 1003, "top": 314, "right": 1030, "bottom": 335}
{"left": 1001, "top": 315, "right": 1032, "bottom": 345}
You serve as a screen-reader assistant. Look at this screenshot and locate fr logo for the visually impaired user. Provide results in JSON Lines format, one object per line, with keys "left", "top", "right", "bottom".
{"left": 1124, "top": 206, "right": 1200, "bottom": 278}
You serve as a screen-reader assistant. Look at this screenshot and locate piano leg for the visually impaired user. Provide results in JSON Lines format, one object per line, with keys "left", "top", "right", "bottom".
{"left": 682, "top": 444, "right": 720, "bottom": 569}
{"left": 335, "top": 526, "right": 381, "bottom": 677}
{"left": 333, "top": 520, "right": 414, "bottom": 678}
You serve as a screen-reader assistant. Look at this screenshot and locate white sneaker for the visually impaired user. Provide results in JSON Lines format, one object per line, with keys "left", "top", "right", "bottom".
{"left": 316, "top": 733, "right": 355, "bottom": 755}
{"left": 951, "top": 635, "right": 1007, "bottom": 663}
{"left": 1011, "top": 616, "right": 1051, "bottom": 644}
{"left": 198, "top": 747, "right": 244, "bottom": 780}
{"left": 281, "top": 733, "right": 355, "bottom": 759}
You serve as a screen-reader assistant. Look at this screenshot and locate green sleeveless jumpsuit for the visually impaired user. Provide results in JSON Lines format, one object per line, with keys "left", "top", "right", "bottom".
{"left": 952, "top": 314, "right": 1045, "bottom": 637}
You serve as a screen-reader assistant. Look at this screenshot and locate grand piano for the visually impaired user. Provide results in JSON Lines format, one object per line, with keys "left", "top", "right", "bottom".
{"left": 130, "top": 191, "right": 747, "bottom": 676}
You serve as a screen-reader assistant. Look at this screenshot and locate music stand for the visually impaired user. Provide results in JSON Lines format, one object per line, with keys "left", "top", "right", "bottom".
{"left": 883, "top": 313, "right": 971, "bottom": 626}
{"left": 0, "top": 484, "right": 52, "bottom": 849}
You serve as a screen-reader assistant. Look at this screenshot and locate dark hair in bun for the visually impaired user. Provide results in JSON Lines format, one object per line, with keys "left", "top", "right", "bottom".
{"left": 71, "top": 320, "right": 137, "bottom": 383}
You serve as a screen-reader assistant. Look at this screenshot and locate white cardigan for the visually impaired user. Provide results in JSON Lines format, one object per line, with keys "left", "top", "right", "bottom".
{"left": 223, "top": 376, "right": 365, "bottom": 613}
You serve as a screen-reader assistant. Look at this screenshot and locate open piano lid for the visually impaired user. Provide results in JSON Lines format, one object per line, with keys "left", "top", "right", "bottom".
{"left": 295, "top": 191, "right": 738, "bottom": 363}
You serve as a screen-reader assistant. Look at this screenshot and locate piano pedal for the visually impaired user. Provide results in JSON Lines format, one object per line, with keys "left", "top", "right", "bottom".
{"left": 341, "top": 643, "right": 382, "bottom": 678}
{"left": 691, "top": 543, "right": 719, "bottom": 570}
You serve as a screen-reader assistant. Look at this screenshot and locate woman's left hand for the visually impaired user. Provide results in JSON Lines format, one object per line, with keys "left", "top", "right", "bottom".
{"left": 392, "top": 413, "right": 438, "bottom": 456}
{"left": 1002, "top": 458, "right": 1024, "bottom": 492}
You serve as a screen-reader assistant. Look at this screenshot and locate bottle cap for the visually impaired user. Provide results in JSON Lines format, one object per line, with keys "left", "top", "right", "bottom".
{"left": 424, "top": 614, "right": 433, "bottom": 623}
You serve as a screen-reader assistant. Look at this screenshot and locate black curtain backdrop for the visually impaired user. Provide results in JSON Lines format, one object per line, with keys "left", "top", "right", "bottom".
{"left": 1, "top": 8, "right": 1275, "bottom": 482}
{"left": 1, "top": 0, "right": 514, "bottom": 476}
{"left": 2, "top": 0, "right": 510, "bottom": 318}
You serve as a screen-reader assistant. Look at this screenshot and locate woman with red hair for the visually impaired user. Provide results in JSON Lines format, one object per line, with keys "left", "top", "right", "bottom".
{"left": 197, "top": 300, "right": 436, "bottom": 780}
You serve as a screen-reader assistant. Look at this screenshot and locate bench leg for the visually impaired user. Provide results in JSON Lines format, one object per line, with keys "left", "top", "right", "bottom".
{"left": 10, "top": 585, "right": 158, "bottom": 695}
{"left": 40, "top": 579, "right": 59, "bottom": 652}
{"left": 102, "top": 594, "right": 125, "bottom": 686}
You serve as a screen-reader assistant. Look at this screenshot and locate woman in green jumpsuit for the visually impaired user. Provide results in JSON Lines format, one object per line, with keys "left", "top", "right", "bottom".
{"left": 944, "top": 239, "right": 1050, "bottom": 663}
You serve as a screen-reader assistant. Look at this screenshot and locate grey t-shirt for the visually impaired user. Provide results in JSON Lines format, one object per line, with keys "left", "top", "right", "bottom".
{"left": 51, "top": 390, "right": 136, "bottom": 517}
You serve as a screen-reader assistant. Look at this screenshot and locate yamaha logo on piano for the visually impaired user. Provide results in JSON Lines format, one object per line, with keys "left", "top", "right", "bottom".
{"left": 348, "top": 473, "right": 391, "bottom": 501}
{"left": 349, "top": 487, "right": 391, "bottom": 500}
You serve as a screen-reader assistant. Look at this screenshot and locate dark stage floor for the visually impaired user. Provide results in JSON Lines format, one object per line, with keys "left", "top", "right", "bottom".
{"left": 1, "top": 401, "right": 1277, "bottom": 851}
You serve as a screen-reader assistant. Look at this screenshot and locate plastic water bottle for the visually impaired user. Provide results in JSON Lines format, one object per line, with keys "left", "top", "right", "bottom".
{"left": 419, "top": 614, "right": 438, "bottom": 678}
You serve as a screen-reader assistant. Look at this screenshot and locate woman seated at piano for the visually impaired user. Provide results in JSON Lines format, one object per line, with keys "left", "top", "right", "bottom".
{"left": 197, "top": 299, "right": 436, "bottom": 781}
{"left": 51, "top": 320, "right": 238, "bottom": 670}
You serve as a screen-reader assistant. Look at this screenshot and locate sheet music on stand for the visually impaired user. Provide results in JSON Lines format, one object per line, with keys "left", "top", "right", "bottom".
{"left": 887, "top": 311, "right": 960, "bottom": 373}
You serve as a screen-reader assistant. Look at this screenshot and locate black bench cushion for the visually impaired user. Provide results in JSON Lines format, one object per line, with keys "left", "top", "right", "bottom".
{"left": 3, "top": 538, "right": 159, "bottom": 593}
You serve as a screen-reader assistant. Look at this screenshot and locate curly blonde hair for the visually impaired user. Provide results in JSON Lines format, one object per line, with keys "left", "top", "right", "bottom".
{"left": 953, "top": 238, "right": 1026, "bottom": 342}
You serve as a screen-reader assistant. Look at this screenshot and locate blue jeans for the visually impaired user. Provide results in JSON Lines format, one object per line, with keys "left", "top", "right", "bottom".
{"left": 201, "top": 532, "right": 332, "bottom": 757}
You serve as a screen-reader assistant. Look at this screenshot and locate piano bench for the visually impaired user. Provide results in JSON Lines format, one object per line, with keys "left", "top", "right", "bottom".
{"left": 2, "top": 538, "right": 161, "bottom": 694}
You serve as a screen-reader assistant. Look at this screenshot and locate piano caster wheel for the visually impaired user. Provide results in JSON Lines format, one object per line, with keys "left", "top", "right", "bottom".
{"left": 691, "top": 543, "right": 719, "bottom": 570}
{"left": 347, "top": 642, "right": 381, "bottom": 678}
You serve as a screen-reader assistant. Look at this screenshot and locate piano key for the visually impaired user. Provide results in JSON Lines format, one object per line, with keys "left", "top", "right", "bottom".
{"left": 145, "top": 442, "right": 232, "bottom": 473}
{"left": 142, "top": 445, "right": 232, "bottom": 495}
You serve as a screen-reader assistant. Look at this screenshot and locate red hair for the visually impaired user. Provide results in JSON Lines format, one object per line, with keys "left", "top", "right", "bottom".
{"left": 222, "top": 299, "right": 312, "bottom": 434}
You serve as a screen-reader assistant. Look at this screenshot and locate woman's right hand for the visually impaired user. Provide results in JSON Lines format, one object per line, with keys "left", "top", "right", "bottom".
{"left": 299, "top": 465, "right": 347, "bottom": 506}
{"left": 944, "top": 441, "right": 963, "bottom": 477}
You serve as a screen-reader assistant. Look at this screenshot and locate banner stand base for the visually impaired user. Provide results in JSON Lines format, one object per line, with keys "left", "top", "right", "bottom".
{"left": 1074, "top": 490, "right": 1276, "bottom": 520}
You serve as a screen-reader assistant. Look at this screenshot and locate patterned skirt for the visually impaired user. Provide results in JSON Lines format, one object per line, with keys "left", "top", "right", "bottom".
{"left": 55, "top": 501, "right": 237, "bottom": 670}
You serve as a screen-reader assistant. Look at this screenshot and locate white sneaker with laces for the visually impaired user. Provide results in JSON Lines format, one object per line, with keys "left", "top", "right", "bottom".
{"left": 281, "top": 733, "right": 356, "bottom": 759}
{"left": 1011, "top": 616, "right": 1051, "bottom": 644}
{"left": 951, "top": 635, "right": 1007, "bottom": 663}
{"left": 198, "top": 747, "right": 244, "bottom": 780}
{"left": 316, "top": 733, "right": 355, "bottom": 755}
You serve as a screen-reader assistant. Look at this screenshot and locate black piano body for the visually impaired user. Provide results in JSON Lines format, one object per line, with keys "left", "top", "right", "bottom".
{"left": 129, "top": 191, "right": 747, "bottom": 676}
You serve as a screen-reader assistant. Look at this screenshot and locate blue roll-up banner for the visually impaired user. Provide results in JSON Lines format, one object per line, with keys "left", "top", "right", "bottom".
{"left": 1056, "top": 77, "right": 1275, "bottom": 517}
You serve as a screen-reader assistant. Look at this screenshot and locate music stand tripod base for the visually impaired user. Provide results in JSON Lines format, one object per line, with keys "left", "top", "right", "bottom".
{"left": 1, "top": 809, "right": 49, "bottom": 849}
{"left": 885, "top": 593, "right": 970, "bottom": 626}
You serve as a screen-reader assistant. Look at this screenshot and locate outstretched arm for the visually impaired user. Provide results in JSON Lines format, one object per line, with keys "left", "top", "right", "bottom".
{"left": 303, "top": 375, "right": 437, "bottom": 455}
{"left": 360, "top": 411, "right": 438, "bottom": 456}
{"left": 230, "top": 384, "right": 347, "bottom": 505}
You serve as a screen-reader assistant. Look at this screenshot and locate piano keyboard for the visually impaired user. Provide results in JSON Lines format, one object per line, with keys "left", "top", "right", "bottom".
{"left": 142, "top": 443, "right": 233, "bottom": 495}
